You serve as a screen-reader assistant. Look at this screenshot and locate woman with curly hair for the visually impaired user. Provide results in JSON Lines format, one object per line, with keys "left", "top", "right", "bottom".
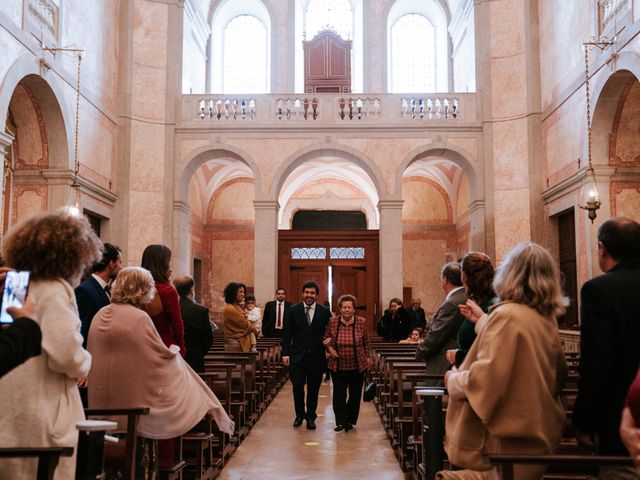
{"left": 222, "top": 282, "right": 256, "bottom": 352}
{"left": 141, "top": 244, "right": 186, "bottom": 357}
{"left": 445, "top": 252, "right": 496, "bottom": 367}
{"left": 0, "top": 208, "right": 102, "bottom": 480}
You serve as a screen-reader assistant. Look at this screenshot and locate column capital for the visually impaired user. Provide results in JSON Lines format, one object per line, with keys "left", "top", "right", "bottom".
{"left": 377, "top": 199, "right": 404, "bottom": 210}
{"left": 253, "top": 200, "right": 280, "bottom": 212}
{"left": 0, "top": 131, "right": 14, "bottom": 155}
{"left": 173, "top": 200, "right": 191, "bottom": 215}
{"left": 468, "top": 199, "right": 485, "bottom": 214}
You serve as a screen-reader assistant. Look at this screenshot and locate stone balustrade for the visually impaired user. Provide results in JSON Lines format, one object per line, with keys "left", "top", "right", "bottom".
{"left": 180, "top": 93, "right": 478, "bottom": 128}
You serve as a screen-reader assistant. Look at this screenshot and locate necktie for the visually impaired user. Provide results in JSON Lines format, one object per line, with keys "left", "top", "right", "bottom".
{"left": 305, "top": 306, "right": 312, "bottom": 326}
{"left": 276, "top": 302, "right": 282, "bottom": 329}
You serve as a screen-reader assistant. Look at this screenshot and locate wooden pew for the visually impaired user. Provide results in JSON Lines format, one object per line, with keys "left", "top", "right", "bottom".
{"left": 0, "top": 447, "right": 74, "bottom": 480}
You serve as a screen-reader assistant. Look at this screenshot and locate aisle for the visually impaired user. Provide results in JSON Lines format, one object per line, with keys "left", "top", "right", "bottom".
{"left": 217, "top": 379, "right": 405, "bottom": 480}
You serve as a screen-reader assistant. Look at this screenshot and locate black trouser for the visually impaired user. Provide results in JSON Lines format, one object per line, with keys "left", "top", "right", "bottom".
{"left": 289, "top": 356, "right": 324, "bottom": 420}
{"left": 331, "top": 369, "right": 364, "bottom": 426}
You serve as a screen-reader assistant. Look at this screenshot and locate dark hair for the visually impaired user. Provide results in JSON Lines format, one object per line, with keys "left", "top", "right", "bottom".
{"left": 441, "top": 262, "right": 463, "bottom": 287}
{"left": 302, "top": 281, "right": 320, "bottom": 294}
{"left": 141, "top": 244, "right": 172, "bottom": 283}
{"left": 276, "top": 287, "right": 285, "bottom": 293}
{"left": 245, "top": 294, "right": 256, "bottom": 303}
{"left": 92, "top": 243, "right": 121, "bottom": 273}
{"left": 388, "top": 297, "right": 402, "bottom": 307}
{"left": 173, "top": 275, "right": 194, "bottom": 296}
{"left": 461, "top": 252, "right": 495, "bottom": 305}
{"left": 224, "top": 282, "right": 246, "bottom": 304}
{"left": 598, "top": 217, "right": 640, "bottom": 262}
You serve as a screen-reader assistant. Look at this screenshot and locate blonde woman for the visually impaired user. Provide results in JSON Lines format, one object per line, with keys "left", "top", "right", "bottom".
{"left": 440, "top": 243, "right": 567, "bottom": 480}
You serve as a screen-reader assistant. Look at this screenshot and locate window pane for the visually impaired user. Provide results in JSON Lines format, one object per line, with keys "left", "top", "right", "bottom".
{"left": 391, "top": 14, "right": 435, "bottom": 93}
{"left": 223, "top": 15, "right": 267, "bottom": 93}
{"left": 291, "top": 247, "right": 327, "bottom": 259}
{"left": 329, "top": 247, "right": 365, "bottom": 259}
{"left": 306, "top": 0, "right": 352, "bottom": 40}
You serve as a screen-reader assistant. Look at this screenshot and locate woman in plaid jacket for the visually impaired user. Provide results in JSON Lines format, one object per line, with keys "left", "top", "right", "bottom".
{"left": 323, "top": 294, "right": 372, "bottom": 432}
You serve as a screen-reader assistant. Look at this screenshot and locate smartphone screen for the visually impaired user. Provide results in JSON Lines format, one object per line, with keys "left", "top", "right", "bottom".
{"left": 0, "top": 271, "right": 31, "bottom": 324}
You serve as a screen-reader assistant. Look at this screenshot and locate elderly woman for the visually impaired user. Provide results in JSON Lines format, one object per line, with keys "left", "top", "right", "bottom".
{"left": 222, "top": 282, "right": 256, "bottom": 352}
{"left": 445, "top": 252, "right": 495, "bottom": 368}
{"left": 88, "top": 267, "right": 233, "bottom": 474}
{"left": 0, "top": 208, "right": 102, "bottom": 480}
{"left": 378, "top": 297, "right": 411, "bottom": 341}
{"left": 439, "top": 243, "right": 567, "bottom": 480}
{"left": 323, "top": 294, "right": 372, "bottom": 432}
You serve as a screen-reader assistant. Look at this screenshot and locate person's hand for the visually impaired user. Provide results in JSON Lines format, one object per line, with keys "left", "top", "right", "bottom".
{"left": 323, "top": 337, "right": 332, "bottom": 346}
{"left": 77, "top": 376, "right": 88, "bottom": 388}
{"left": 7, "top": 296, "right": 37, "bottom": 322}
{"left": 282, "top": 356, "right": 290, "bottom": 366}
{"left": 458, "top": 299, "right": 483, "bottom": 324}
{"left": 576, "top": 430, "right": 595, "bottom": 452}
{"left": 327, "top": 346, "right": 339, "bottom": 358}
{"left": 445, "top": 349, "right": 457, "bottom": 365}
{"left": 620, "top": 406, "right": 640, "bottom": 467}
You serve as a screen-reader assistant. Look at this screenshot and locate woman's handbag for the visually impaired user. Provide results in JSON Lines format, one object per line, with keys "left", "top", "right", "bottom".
{"left": 363, "top": 373, "right": 376, "bottom": 402}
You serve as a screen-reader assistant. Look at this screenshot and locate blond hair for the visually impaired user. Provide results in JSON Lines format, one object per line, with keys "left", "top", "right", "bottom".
{"left": 1, "top": 208, "right": 102, "bottom": 284}
{"left": 111, "top": 267, "right": 155, "bottom": 308}
{"left": 493, "top": 242, "right": 566, "bottom": 319}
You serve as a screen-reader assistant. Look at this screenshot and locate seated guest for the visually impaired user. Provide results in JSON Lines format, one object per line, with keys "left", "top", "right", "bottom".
{"left": 88, "top": 267, "right": 234, "bottom": 474}
{"left": 173, "top": 274, "right": 213, "bottom": 373}
{"left": 378, "top": 298, "right": 411, "bottom": 341}
{"left": 222, "top": 282, "right": 256, "bottom": 352}
{"left": 399, "top": 328, "right": 422, "bottom": 344}
{"left": 440, "top": 243, "right": 567, "bottom": 480}
{"left": 0, "top": 208, "right": 102, "bottom": 480}
{"left": 445, "top": 252, "right": 495, "bottom": 368}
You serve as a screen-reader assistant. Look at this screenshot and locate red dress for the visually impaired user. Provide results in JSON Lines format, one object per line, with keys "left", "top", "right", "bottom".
{"left": 150, "top": 282, "right": 186, "bottom": 357}
{"left": 627, "top": 366, "right": 640, "bottom": 425}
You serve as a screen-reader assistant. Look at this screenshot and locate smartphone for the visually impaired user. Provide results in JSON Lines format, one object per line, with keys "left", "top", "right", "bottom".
{"left": 0, "top": 271, "right": 31, "bottom": 324}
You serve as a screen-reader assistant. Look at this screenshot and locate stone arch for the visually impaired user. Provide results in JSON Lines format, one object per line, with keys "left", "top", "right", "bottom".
{"left": 269, "top": 143, "right": 386, "bottom": 201}
{"left": 0, "top": 55, "right": 72, "bottom": 169}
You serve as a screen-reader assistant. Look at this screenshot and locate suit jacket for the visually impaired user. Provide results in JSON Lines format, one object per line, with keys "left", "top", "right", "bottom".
{"left": 416, "top": 287, "right": 467, "bottom": 383}
{"left": 0, "top": 317, "right": 42, "bottom": 378}
{"left": 573, "top": 259, "right": 640, "bottom": 454}
{"left": 179, "top": 296, "right": 213, "bottom": 373}
{"left": 282, "top": 302, "right": 331, "bottom": 367}
{"left": 262, "top": 300, "right": 292, "bottom": 338}
{"left": 75, "top": 275, "right": 110, "bottom": 347}
{"left": 408, "top": 307, "right": 427, "bottom": 330}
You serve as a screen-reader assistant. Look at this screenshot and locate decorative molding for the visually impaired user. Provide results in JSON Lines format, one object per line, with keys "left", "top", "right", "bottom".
{"left": 253, "top": 200, "right": 280, "bottom": 211}
{"left": 0, "top": 131, "right": 14, "bottom": 157}
{"left": 467, "top": 199, "right": 485, "bottom": 214}
{"left": 25, "top": 0, "right": 60, "bottom": 45}
{"left": 377, "top": 199, "right": 404, "bottom": 210}
{"left": 542, "top": 165, "right": 617, "bottom": 204}
{"left": 173, "top": 200, "right": 191, "bottom": 215}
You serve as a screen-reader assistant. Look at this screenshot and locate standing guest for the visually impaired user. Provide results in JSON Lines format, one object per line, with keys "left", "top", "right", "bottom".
{"left": 88, "top": 267, "right": 234, "bottom": 476}
{"left": 573, "top": 217, "right": 640, "bottom": 479}
{"left": 378, "top": 298, "right": 411, "bottom": 341}
{"left": 408, "top": 298, "right": 427, "bottom": 331}
{"left": 323, "top": 294, "right": 372, "bottom": 432}
{"left": 399, "top": 328, "right": 422, "bottom": 345}
{"left": 282, "top": 281, "right": 331, "bottom": 430}
{"left": 262, "top": 288, "right": 291, "bottom": 338}
{"left": 416, "top": 262, "right": 466, "bottom": 386}
{"left": 222, "top": 282, "right": 256, "bottom": 352}
{"left": 440, "top": 243, "right": 567, "bottom": 480}
{"left": 0, "top": 208, "right": 102, "bottom": 480}
{"left": 445, "top": 252, "right": 495, "bottom": 368}
{"left": 75, "top": 243, "right": 122, "bottom": 347}
{"left": 141, "top": 244, "right": 186, "bottom": 357}
{"left": 173, "top": 274, "right": 213, "bottom": 373}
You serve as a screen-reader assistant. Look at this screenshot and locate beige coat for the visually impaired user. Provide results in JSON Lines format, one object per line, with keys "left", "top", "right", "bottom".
{"left": 0, "top": 279, "right": 91, "bottom": 480}
{"left": 444, "top": 302, "right": 567, "bottom": 480}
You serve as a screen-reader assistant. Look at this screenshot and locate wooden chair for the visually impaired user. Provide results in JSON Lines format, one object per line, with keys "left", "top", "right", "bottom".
{"left": 0, "top": 447, "right": 74, "bottom": 480}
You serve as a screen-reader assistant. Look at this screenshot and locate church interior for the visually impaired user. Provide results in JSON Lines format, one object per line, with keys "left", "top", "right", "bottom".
{"left": 2, "top": 0, "right": 640, "bottom": 478}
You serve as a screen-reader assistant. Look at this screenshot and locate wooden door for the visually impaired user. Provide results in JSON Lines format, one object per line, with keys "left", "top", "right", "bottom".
{"left": 331, "top": 265, "right": 367, "bottom": 317}
{"left": 289, "top": 264, "right": 329, "bottom": 306}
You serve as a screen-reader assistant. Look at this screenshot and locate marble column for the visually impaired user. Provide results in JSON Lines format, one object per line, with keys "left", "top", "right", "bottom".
{"left": 0, "top": 131, "right": 14, "bottom": 233}
{"left": 378, "top": 199, "right": 404, "bottom": 305}
{"left": 254, "top": 200, "right": 279, "bottom": 306}
{"left": 173, "top": 200, "right": 192, "bottom": 274}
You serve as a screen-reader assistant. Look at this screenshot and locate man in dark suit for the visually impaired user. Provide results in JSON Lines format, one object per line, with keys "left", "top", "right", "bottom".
{"left": 262, "top": 288, "right": 291, "bottom": 338}
{"left": 282, "top": 281, "right": 331, "bottom": 430}
{"left": 573, "top": 218, "right": 640, "bottom": 476}
{"left": 75, "top": 243, "right": 122, "bottom": 347}
{"left": 416, "top": 262, "right": 466, "bottom": 386}
{"left": 174, "top": 274, "right": 213, "bottom": 373}
{"left": 408, "top": 298, "right": 427, "bottom": 331}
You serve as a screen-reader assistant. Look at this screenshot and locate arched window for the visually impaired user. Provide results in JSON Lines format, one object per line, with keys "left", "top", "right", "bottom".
{"left": 211, "top": 0, "right": 271, "bottom": 93}
{"left": 223, "top": 15, "right": 267, "bottom": 93}
{"left": 390, "top": 14, "right": 435, "bottom": 92}
{"left": 386, "top": 0, "right": 449, "bottom": 93}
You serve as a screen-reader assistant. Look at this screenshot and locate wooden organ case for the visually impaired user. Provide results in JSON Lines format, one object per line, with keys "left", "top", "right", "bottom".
{"left": 303, "top": 29, "right": 352, "bottom": 94}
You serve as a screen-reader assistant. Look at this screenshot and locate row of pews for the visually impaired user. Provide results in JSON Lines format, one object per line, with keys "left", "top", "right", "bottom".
{"left": 0, "top": 337, "right": 288, "bottom": 480}
{"left": 369, "top": 342, "right": 634, "bottom": 480}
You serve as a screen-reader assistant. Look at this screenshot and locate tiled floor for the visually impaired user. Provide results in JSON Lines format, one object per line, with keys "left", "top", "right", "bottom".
{"left": 216, "top": 380, "right": 405, "bottom": 480}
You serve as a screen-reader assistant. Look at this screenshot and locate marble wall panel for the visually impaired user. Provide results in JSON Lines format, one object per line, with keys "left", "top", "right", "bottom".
{"left": 493, "top": 188, "right": 532, "bottom": 261}
{"left": 0, "top": 30, "right": 24, "bottom": 78}
{"left": 132, "top": 0, "right": 169, "bottom": 70}
{"left": 490, "top": 54, "right": 527, "bottom": 119}
{"left": 611, "top": 182, "right": 640, "bottom": 217}
{"left": 13, "top": 186, "right": 47, "bottom": 225}
{"left": 131, "top": 63, "right": 168, "bottom": 122}
{"left": 126, "top": 190, "right": 165, "bottom": 265}
{"left": 488, "top": 0, "right": 525, "bottom": 57}
{"left": 0, "top": 1, "right": 22, "bottom": 26}
{"left": 402, "top": 178, "right": 450, "bottom": 222}
{"left": 208, "top": 179, "right": 255, "bottom": 222}
{"left": 492, "top": 119, "right": 530, "bottom": 189}
{"left": 128, "top": 122, "right": 165, "bottom": 192}
{"left": 78, "top": 100, "right": 117, "bottom": 179}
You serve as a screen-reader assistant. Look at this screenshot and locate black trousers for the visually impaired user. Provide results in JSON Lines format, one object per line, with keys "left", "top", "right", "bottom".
{"left": 331, "top": 370, "right": 364, "bottom": 426}
{"left": 289, "top": 356, "right": 324, "bottom": 420}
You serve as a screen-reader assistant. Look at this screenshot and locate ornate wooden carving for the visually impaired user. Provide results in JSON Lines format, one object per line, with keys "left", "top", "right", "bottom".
{"left": 303, "top": 30, "right": 352, "bottom": 94}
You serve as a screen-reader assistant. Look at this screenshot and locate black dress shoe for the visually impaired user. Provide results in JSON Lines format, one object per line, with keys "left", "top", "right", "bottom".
{"left": 306, "top": 419, "right": 316, "bottom": 430}
{"left": 293, "top": 416, "right": 304, "bottom": 427}
{"left": 334, "top": 425, "right": 344, "bottom": 432}
{"left": 344, "top": 423, "right": 353, "bottom": 432}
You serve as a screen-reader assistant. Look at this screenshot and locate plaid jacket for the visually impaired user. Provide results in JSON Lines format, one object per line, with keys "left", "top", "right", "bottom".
{"left": 323, "top": 316, "right": 371, "bottom": 372}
